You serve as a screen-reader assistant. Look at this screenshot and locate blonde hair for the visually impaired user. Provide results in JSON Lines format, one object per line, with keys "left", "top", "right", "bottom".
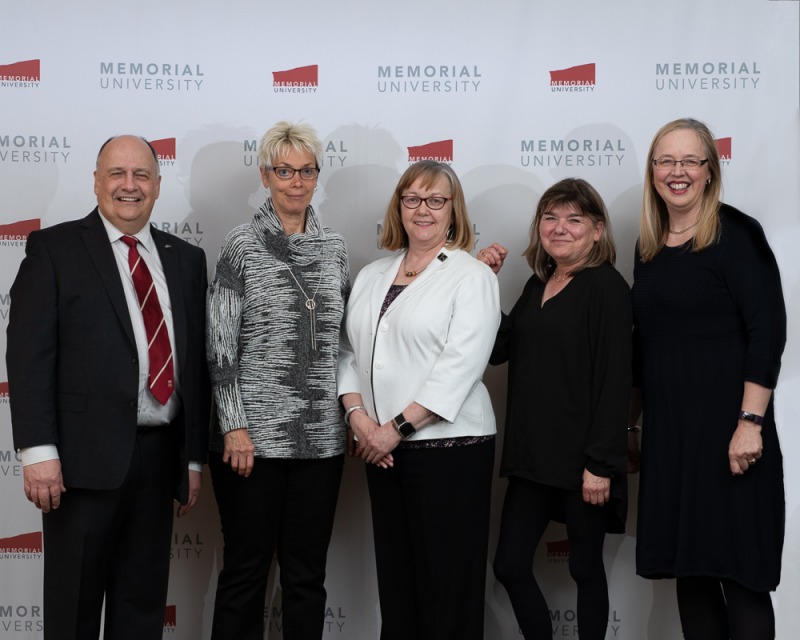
{"left": 257, "top": 121, "right": 323, "bottom": 170}
{"left": 639, "top": 118, "right": 722, "bottom": 262}
{"left": 523, "top": 178, "right": 617, "bottom": 281}
{"left": 380, "top": 161, "right": 474, "bottom": 251}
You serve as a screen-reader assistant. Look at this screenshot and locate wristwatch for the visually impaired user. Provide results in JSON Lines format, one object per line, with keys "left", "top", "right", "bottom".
{"left": 392, "top": 412, "right": 416, "bottom": 439}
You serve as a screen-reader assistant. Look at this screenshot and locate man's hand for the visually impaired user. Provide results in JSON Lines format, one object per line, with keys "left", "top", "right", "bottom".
{"left": 177, "top": 469, "right": 202, "bottom": 517}
{"left": 23, "top": 459, "right": 66, "bottom": 513}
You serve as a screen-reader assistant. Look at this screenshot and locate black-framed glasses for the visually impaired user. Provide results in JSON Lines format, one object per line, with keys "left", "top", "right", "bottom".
{"left": 270, "top": 166, "right": 320, "bottom": 181}
{"left": 652, "top": 158, "right": 709, "bottom": 170}
{"left": 400, "top": 195, "right": 451, "bottom": 210}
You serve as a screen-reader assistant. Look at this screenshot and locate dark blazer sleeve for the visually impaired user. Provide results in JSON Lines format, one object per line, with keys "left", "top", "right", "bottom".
{"left": 6, "top": 230, "right": 60, "bottom": 450}
{"left": 153, "top": 228, "right": 210, "bottom": 503}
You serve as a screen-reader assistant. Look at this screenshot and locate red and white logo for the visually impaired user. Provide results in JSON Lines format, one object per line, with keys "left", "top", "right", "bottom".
{"left": 273, "top": 65, "right": 318, "bottom": 93}
{"left": 0, "top": 532, "right": 43, "bottom": 554}
{"left": 0, "top": 382, "right": 8, "bottom": 398}
{"left": 163, "top": 605, "right": 177, "bottom": 630}
{"left": 715, "top": 137, "right": 732, "bottom": 161}
{"left": 550, "top": 63, "right": 595, "bottom": 92}
{"left": 0, "top": 59, "right": 40, "bottom": 87}
{"left": 407, "top": 140, "right": 453, "bottom": 163}
{"left": 0, "top": 219, "right": 40, "bottom": 242}
{"left": 150, "top": 138, "right": 176, "bottom": 166}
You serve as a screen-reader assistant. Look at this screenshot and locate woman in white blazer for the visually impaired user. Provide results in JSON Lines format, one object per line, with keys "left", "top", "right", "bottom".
{"left": 338, "top": 161, "right": 500, "bottom": 640}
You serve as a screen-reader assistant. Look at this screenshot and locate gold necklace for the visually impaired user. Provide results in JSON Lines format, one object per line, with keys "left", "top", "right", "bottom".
{"left": 669, "top": 218, "right": 700, "bottom": 235}
{"left": 552, "top": 271, "right": 572, "bottom": 282}
{"left": 403, "top": 254, "right": 429, "bottom": 278}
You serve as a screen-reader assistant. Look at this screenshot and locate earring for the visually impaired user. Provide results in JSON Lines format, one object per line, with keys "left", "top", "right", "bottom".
{"left": 706, "top": 178, "right": 711, "bottom": 185}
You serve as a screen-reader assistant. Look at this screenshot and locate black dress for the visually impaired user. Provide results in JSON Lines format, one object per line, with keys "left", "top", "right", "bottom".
{"left": 632, "top": 204, "right": 786, "bottom": 592}
{"left": 491, "top": 263, "right": 632, "bottom": 531}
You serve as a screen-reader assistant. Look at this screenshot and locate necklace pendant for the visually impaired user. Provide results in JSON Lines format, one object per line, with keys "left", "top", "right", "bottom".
{"left": 305, "top": 299, "right": 316, "bottom": 310}
{"left": 309, "top": 304, "right": 317, "bottom": 350}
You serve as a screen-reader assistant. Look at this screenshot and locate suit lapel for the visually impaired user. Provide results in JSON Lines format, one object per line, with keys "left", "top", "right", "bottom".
{"left": 80, "top": 209, "right": 137, "bottom": 347}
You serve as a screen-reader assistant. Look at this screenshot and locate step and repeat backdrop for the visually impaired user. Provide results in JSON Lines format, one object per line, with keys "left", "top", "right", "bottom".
{"left": 2, "top": 1, "right": 798, "bottom": 638}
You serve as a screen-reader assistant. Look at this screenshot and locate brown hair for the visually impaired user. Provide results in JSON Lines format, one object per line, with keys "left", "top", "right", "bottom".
{"left": 379, "top": 161, "right": 474, "bottom": 251}
{"left": 523, "top": 178, "right": 617, "bottom": 281}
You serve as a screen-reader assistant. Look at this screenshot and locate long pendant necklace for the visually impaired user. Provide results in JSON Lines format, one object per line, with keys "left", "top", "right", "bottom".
{"left": 284, "top": 263, "right": 323, "bottom": 350}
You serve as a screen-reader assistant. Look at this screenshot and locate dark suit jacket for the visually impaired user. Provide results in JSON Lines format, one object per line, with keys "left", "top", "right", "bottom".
{"left": 6, "top": 208, "right": 210, "bottom": 503}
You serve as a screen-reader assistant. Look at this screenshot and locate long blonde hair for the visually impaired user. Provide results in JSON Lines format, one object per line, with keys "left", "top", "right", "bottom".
{"left": 639, "top": 118, "right": 722, "bottom": 262}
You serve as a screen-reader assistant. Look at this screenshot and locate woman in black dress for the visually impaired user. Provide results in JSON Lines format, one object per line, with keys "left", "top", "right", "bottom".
{"left": 479, "top": 178, "right": 631, "bottom": 640}
{"left": 630, "top": 118, "right": 786, "bottom": 640}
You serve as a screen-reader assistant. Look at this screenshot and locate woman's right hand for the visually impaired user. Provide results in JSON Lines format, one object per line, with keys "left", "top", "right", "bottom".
{"left": 223, "top": 428, "right": 255, "bottom": 477}
{"left": 349, "top": 411, "right": 394, "bottom": 468}
{"left": 476, "top": 242, "right": 509, "bottom": 274}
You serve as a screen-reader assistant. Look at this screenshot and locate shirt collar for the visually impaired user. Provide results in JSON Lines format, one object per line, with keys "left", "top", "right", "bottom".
{"left": 99, "top": 214, "right": 156, "bottom": 254}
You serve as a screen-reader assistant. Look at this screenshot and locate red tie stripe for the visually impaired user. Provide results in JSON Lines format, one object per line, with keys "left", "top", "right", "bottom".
{"left": 121, "top": 236, "right": 174, "bottom": 405}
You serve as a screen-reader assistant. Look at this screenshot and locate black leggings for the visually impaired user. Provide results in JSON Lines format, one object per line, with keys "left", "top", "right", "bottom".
{"left": 676, "top": 576, "right": 775, "bottom": 640}
{"left": 493, "top": 476, "right": 609, "bottom": 640}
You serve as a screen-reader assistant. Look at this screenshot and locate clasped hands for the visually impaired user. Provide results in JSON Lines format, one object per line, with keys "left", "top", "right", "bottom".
{"left": 347, "top": 410, "right": 398, "bottom": 469}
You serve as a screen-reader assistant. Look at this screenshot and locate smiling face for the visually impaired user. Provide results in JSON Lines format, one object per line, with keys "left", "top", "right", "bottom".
{"left": 652, "top": 128, "right": 711, "bottom": 218}
{"left": 400, "top": 174, "right": 453, "bottom": 252}
{"left": 538, "top": 202, "right": 602, "bottom": 271}
{"left": 94, "top": 136, "right": 161, "bottom": 234}
{"left": 260, "top": 146, "right": 317, "bottom": 229}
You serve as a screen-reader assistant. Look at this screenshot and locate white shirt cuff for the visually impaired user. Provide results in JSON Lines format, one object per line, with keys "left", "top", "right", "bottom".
{"left": 20, "top": 445, "right": 60, "bottom": 466}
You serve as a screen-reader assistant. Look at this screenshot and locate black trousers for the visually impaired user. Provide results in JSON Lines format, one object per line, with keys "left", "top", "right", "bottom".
{"left": 42, "top": 425, "right": 179, "bottom": 640}
{"left": 209, "top": 452, "right": 343, "bottom": 640}
{"left": 366, "top": 438, "right": 495, "bottom": 640}
{"left": 493, "top": 476, "right": 609, "bottom": 640}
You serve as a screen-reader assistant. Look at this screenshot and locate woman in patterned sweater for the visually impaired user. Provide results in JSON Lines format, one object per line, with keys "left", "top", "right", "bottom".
{"left": 206, "top": 121, "right": 349, "bottom": 640}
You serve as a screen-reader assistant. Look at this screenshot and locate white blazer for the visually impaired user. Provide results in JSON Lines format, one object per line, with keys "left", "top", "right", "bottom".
{"left": 338, "top": 247, "right": 501, "bottom": 441}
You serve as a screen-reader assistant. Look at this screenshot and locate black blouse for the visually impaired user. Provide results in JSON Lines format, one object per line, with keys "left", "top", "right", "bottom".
{"left": 492, "top": 263, "right": 632, "bottom": 494}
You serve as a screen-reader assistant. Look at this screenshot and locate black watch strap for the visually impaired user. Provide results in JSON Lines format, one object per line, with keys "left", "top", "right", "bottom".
{"left": 393, "top": 412, "right": 416, "bottom": 439}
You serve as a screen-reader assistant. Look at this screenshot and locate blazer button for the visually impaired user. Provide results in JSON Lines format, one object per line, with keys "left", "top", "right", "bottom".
{"left": 374, "top": 361, "right": 384, "bottom": 370}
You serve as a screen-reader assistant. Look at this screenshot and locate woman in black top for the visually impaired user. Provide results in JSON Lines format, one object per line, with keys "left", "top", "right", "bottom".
{"left": 479, "top": 178, "right": 631, "bottom": 640}
{"left": 630, "top": 118, "right": 786, "bottom": 640}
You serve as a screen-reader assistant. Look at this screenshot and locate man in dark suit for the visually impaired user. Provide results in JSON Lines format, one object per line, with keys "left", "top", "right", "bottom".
{"left": 6, "top": 135, "right": 210, "bottom": 640}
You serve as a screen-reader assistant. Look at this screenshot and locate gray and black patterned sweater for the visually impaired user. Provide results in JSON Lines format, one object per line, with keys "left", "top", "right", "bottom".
{"left": 207, "top": 200, "right": 349, "bottom": 459}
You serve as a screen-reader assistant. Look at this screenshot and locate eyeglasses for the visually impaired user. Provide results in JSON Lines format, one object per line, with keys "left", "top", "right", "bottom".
{"left": 652, "top": 158, "right": 709, "bottom": 170}
{"left": 400, "top": 195, "right": 451, "bottom": 210}
{"left": 270, "top": 166, "right": 320, "bottom": 181}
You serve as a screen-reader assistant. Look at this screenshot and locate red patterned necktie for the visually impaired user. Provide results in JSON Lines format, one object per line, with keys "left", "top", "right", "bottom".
{"left": 121, "top": 235, "right": 174, "bottom": 405}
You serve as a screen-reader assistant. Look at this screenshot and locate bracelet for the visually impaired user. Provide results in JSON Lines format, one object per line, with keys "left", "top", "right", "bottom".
{"left": 738, "top": 411, "right": 764, "bottom": 426}
{"left": 627, "top": 426, "right": 641, "bottom": 433}
{"left": 344, "top": 405, "right": 366, "bottom": 427}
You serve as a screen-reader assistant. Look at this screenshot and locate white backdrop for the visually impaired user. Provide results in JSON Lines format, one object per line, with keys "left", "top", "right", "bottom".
{"left": 1, "top": 1, "right": 798, "bottom": 638}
